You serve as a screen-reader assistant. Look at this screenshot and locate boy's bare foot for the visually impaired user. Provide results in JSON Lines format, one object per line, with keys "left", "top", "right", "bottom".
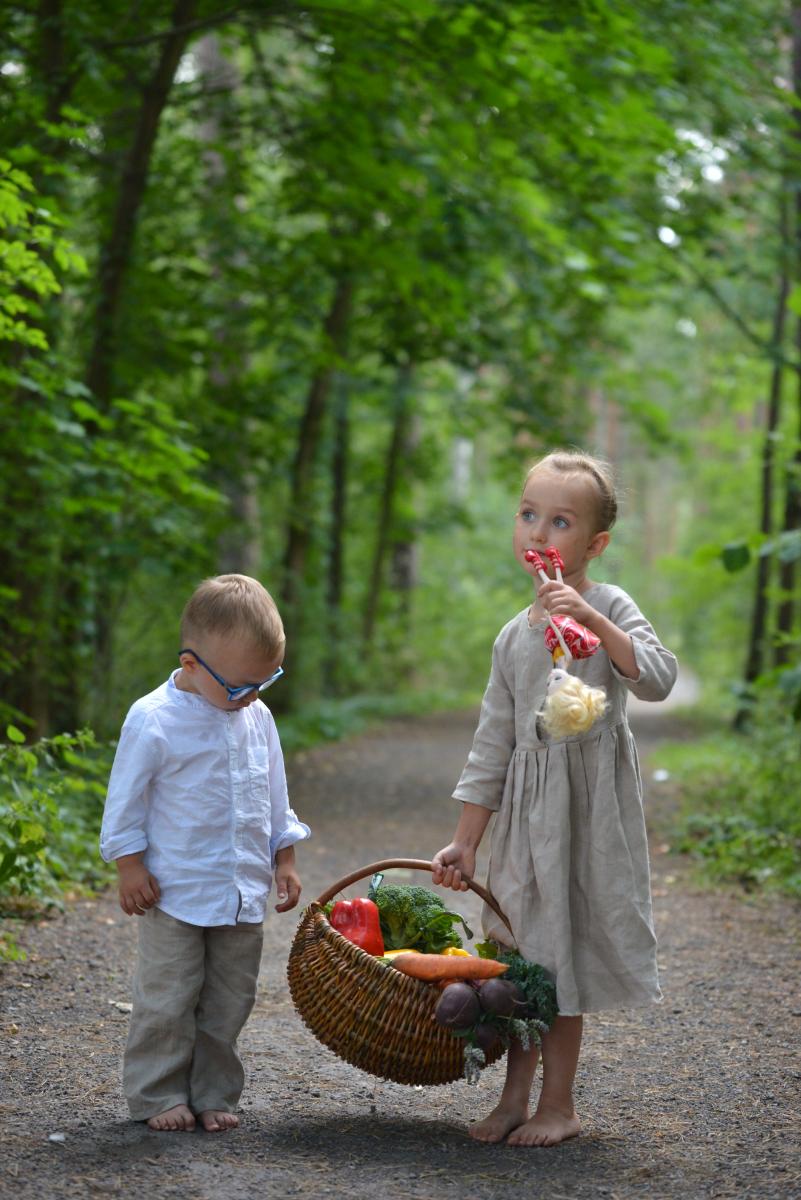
{"left": 198, "top": 1109, "right": 239, "bottom": 1132}
{"left": 469, "top": 1102, "right": 530, "bottom": 1143}
{"left": 506, "top": 1105, "right": 580, "bottom": 1147}
{"left": 147, "top": 1104, "right": 196, "bottom": 1132}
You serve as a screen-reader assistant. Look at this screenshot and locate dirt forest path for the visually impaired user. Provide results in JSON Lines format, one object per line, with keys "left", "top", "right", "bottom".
{"left": 1, "top": 697, "right": 800, "bottom": 1200}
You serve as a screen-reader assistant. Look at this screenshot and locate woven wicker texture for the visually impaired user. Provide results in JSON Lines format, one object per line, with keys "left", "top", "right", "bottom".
{"left": 287, "top": 858, "right": 513, "bottom": 1086}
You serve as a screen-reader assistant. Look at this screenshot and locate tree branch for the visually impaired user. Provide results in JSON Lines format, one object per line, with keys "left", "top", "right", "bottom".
{"left": 673, "top": 246, "right": 801, "bottom": 373}
{"left": 95, "top": 6, "right": 246, "bottom": 49}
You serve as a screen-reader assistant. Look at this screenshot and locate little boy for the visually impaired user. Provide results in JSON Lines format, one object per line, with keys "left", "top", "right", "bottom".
{"left": 100, "top": 573, "right": 310, "bottom": 1133}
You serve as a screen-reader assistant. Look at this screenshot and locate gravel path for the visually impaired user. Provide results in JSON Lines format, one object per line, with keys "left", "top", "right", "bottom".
{"left": 1, "top": 703, "right": 799, "bottom": 1200}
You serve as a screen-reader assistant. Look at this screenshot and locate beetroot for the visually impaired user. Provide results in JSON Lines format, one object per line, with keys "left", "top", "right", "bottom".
{"left": 477, "top": 978, "right": 527, "bottom": 1018}
{"left": 473, "top": 1022, "right": 503, "bottom": 1056}
{"left": 434, "top": 982, "right": 481, "bottom": 1030}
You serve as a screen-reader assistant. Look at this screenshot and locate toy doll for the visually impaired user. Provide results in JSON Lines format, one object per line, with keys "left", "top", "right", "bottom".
{"left": 525, "top": 548, "right": 607, "bottom": 738}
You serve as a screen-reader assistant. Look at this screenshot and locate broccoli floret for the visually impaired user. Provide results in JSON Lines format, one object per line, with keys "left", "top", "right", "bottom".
{"left": 368, "top": 884, "right": 438, "bottom": 949}
{"left": 367, "top": 879, "right": 472, "bottom": 953}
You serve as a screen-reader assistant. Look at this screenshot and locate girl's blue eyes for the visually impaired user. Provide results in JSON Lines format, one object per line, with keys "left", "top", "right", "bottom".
{"left": 520, "top": 510, "right": 569, "bottom": 529}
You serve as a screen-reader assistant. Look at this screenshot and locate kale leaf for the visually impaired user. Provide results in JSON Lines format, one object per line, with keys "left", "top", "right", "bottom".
{"left": 498, "top": 950, "right": 559, "bottom": 1027}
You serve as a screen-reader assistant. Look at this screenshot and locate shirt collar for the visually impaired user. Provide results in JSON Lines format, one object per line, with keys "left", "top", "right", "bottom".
{"left": 167, "top": 668, "right": 234, "bottom": 715}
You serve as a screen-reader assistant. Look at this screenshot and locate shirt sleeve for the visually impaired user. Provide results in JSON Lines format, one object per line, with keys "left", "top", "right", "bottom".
{"left": 99, "top": 710, "right": 166, "bottom": 863}
{"left": 607, "top": 589, "right": 678, "bottom": 702}
{"left": 452, "top": 634, "right": 516, "bottom": 811}
{"left": 265, "top": 712, "right": 311, "bottom": 859}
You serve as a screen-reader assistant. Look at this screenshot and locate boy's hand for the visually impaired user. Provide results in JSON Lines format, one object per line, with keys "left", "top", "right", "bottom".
{"left": 274, "top": 851, "right": 302, "bottom": 912}
{"left": 116, "top": 854, "right": 160, "bottom": 917}
{"left": 432, "top": 843, "right": 475, "bottom": 893}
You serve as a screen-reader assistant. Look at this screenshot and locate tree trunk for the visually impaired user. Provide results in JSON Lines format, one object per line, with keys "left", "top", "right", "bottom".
{"left": 390, "top": 408, "right": 420, "bottom": 638}
{"left": 776, "top": 5, "right": 801, "bottom": 665}
{"left": 281, "top": 276, "right": 354, "bottom": 662}
{"left": 324, "top": 376, "right": 349, "bottom": 693}
{"left": 775, "top": 371, "right": 801, "bottom": 665}
{"left": 362, "top": 362, "right": 413, "bottom": 650}
{"left": 736, "top": 193, "right": 790, "bottom": 714}
{"left": 195, "top": 33, "right": 261, "bottom": 576}
{"left": 85, "top": 0, "right": 198, "bottom": 412}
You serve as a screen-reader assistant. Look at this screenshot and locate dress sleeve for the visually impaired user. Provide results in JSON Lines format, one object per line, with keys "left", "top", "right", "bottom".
{"left": 607, "top": 589, "right": 678, "bottom": 702}
{"left": 99, "top": 711, "right": 165, "bottom": 863}
{"left": 264, "top": 711, "right": 311, "bottom": 860}
{"left": 452, "top": 634, "right": 516, "bottom": 812}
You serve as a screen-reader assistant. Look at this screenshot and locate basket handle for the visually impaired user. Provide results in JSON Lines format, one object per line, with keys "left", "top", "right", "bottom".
{"left": 314, "top": 857, "right": 515, "bottom": 941}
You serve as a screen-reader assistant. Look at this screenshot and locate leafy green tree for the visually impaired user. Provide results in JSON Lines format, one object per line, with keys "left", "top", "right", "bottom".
{"left": 0, "top": 152, "right": 87, "bottom": 731}
{"left": 1, "top": 0, "right": 794, "bottom": 737}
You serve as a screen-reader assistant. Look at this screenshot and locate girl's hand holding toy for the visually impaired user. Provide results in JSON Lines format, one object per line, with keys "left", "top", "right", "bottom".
{"left": 529, "top": 544, "right": 598, "bottom": 625}
{"left": 524, "top": 547, "right": 607, "bottom": 738}
{"left": 537, "top": 579, "right": 598, "bottom": 628}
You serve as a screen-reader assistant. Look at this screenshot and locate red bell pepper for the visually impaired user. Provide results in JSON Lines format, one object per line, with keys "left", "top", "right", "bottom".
{"left": 329, "top": 897, "right": 385, "bottom": 955}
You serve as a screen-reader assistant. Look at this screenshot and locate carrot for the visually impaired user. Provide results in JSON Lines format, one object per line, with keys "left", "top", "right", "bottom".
{"left": 390, "top": 952, "right": 509, "bottom": 982}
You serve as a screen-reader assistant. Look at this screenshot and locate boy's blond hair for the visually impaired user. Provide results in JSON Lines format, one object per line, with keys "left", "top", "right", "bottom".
{"left": 180, "top": 574, "right": 285, "bottom": 658}
{"left": 526, "top": 448, "right": 618, "bottom": 532}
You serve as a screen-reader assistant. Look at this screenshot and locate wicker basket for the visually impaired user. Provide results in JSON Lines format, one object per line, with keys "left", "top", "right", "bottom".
{"left": 287, "top": 858, "right": 516, "bottom": 1086}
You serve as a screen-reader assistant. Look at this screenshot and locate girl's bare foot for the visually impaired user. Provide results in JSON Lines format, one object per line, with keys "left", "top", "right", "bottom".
{"left": 506, "top": 1105, "right": 580, "bottom": 1147}
{"left": 147, "top": 1104, "right": 195, "bottom": 1132}
{"left": 198, "top": 1109, "right": 239, "bottom": 1132}
{"left": 469, "top": 1102, "right": 530, "bottom": 1143}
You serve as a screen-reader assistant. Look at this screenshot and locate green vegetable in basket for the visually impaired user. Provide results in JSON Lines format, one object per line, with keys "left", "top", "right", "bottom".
{"left": 367, "top": 875, "right": 472, "bottom": 953}
{"left": 476, "top": 942, "right": 558, "bottom": 1028}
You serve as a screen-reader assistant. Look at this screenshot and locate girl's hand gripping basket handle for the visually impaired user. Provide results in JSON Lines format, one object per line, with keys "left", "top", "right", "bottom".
{"left": 314, "top": 857, "right": 515, "bottom": 941}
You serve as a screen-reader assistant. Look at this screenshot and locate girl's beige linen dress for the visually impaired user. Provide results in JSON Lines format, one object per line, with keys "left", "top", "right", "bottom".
{"left": 454, "top": 583, "right": 678, "bottom": 1015}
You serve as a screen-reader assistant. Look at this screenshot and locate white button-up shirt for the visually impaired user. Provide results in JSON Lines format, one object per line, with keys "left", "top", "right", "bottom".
{"left": 100, "top": 672, "right": 310, "bottom": 926}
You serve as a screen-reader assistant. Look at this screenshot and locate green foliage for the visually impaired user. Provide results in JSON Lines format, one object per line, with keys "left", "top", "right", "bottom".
{"left": 659, "top": 695, "right": 801, "bottom": 897}
{"left": 0, "top": 158, "right": 86, "bottom": 349}
{"left": 274, "top": 688, "right": 475, "bottom": 754}
{"left": 719, "top": 531, "right": 801, "bottom": 576}
{"left": 499, "top": 950, "right": 559, "bottom": 1027}
{"left": 676, "top": 811, "right": 800, "bottom": 895}
{"left": 722, "top": 541, "right": 752, "bottom": 573}
{"left": 0, "top": 728, "right": 113, "bottom": 951}
{"left": 0, "top": 0, "right": 796, "bottom": 785}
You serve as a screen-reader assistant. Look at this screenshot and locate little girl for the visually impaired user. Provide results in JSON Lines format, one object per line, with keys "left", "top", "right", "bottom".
{"left": 432, "top": 448, "right": 677, "bottom": 1148}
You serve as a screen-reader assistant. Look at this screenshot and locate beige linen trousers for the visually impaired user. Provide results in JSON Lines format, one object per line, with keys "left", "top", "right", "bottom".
{"left": 453, "top": 583, "right": 678, "bottom": 1016}
{"left": 123, "top": 907, "right": 263, "bottom": 1120}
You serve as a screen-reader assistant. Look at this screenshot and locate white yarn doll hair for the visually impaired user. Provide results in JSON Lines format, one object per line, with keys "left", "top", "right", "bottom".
{"left": 528, "top": 548, "right": 607, "bottom": 739}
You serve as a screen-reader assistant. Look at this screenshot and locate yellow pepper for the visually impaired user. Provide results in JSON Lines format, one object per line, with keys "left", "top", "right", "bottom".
{"left": 379, "top": 947, "right": 472, "bottom": 960}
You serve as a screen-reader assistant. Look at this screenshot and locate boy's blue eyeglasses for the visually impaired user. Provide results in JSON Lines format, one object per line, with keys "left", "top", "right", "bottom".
{"left": 179, "top": 648, "right": 284, "bottom": 701}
